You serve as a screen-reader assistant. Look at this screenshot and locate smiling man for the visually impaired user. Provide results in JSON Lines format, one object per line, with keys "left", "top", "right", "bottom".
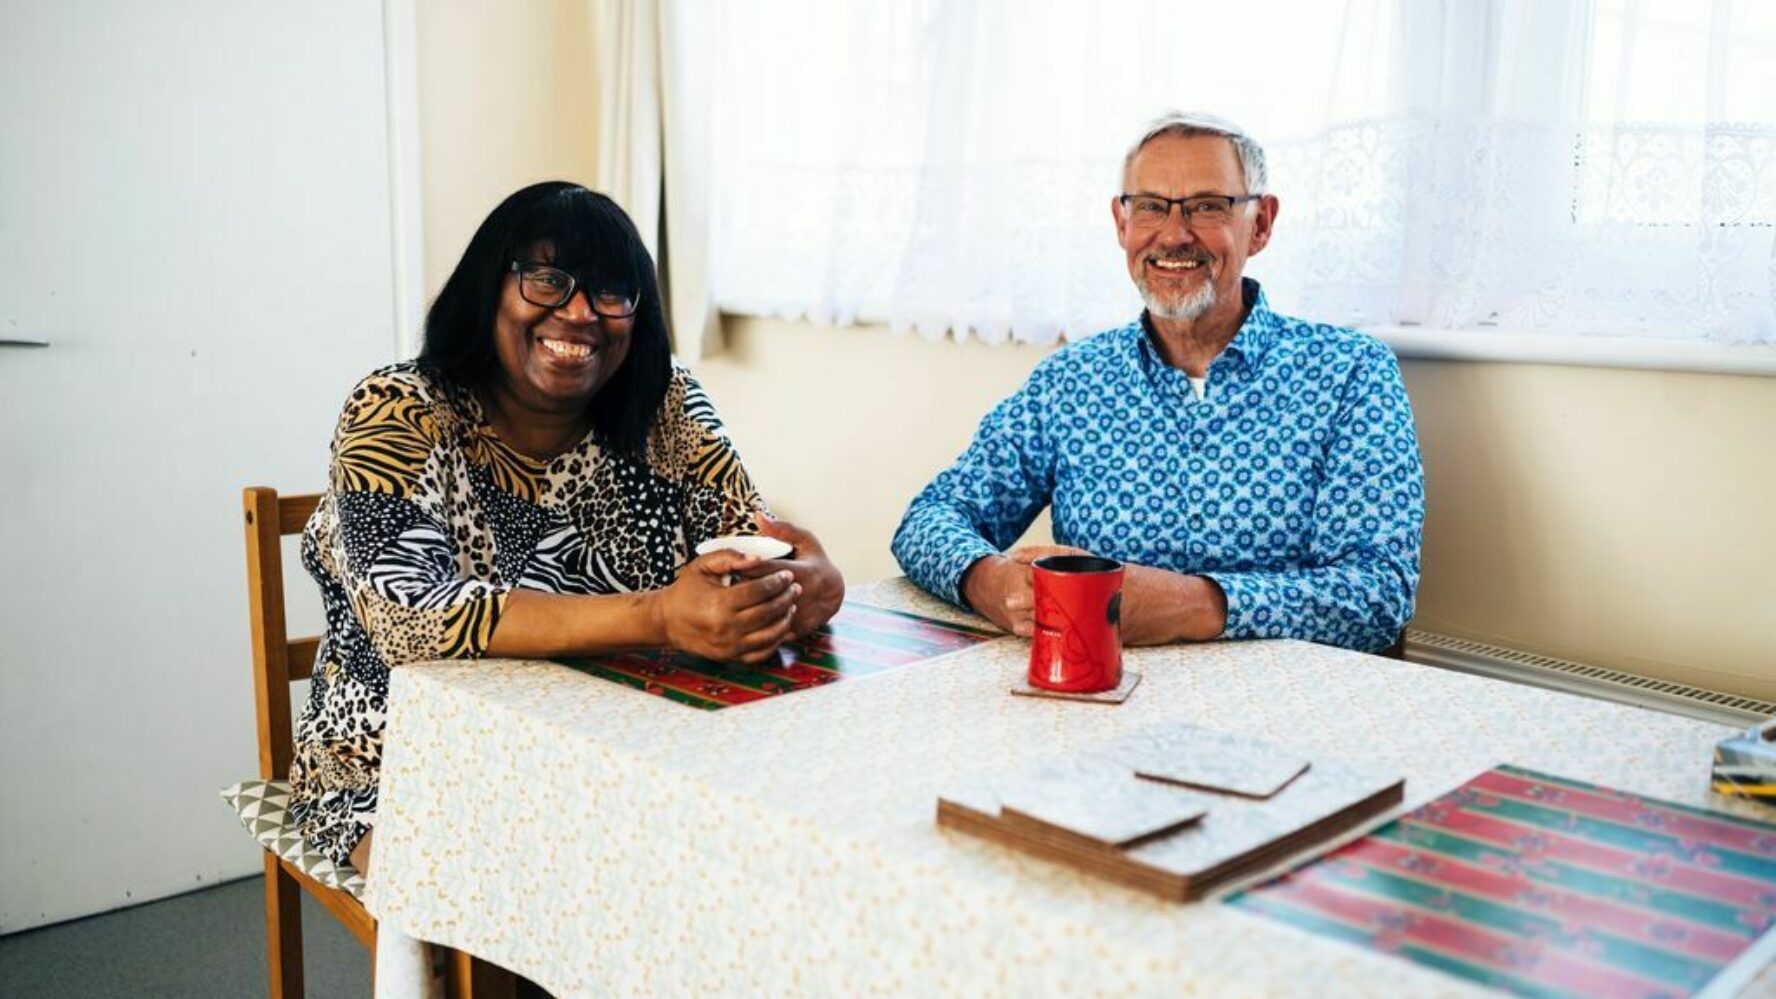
{"left": 891, "top": 111, "right": 1425, "bottom": 653}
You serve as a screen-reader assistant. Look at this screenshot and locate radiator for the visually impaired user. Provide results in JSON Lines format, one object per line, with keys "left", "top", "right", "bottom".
{"left": 1403, "top": 629, "right": 1773, "bottom": 728}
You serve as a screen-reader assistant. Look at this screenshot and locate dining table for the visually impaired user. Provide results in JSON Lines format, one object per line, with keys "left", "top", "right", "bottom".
{"left": 362, "top": 578, "right": 1776, "bottom": 998}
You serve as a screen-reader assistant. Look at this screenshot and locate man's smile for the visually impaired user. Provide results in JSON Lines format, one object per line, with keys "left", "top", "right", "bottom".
{"left": 1149, "top": 257, "right": 1205, "bottom": 272}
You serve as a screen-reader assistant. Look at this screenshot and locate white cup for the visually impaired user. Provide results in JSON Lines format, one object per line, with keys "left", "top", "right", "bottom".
{"left": 695, "top": 535, "right": 793, "bottom": 560}
{"left": 694, "top": 535, "right": 793, "bottom": 585}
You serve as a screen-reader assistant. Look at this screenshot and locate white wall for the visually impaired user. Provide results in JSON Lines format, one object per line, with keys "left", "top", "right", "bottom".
{"left": 0, "top": 2, "right": 400, "bottom": 931}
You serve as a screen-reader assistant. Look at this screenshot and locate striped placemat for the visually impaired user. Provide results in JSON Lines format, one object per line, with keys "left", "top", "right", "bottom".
{"left": 1229, "top": 764, "right": 1776, "bottom": 997}
{"left": 561, "top": 600, "right": 999, "bottom": 710}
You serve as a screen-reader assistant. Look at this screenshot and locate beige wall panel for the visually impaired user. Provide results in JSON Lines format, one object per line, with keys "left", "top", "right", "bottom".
{"left": 416, "top": 0, "right": 599, "bottom": 299}
{"left": 1404, "top": 360, "right": 1776, "bottom": 699}
{"left": 695, "top": 317, "right": 1058, "bottom": 582}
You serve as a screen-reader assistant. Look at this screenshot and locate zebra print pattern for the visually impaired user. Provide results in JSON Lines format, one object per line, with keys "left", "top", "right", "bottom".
{"left": 680, "top": 377, "right": 726, "bottom": 434}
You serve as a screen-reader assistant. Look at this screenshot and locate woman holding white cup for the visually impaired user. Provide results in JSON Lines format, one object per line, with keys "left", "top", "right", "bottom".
{"left": 287, "top": 182, "right": 845, "bottom": 893}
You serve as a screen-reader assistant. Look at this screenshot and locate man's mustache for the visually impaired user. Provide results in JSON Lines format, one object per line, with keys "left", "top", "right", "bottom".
{"left": 1147, "top": 250, "right": 1213, "bottom": 265}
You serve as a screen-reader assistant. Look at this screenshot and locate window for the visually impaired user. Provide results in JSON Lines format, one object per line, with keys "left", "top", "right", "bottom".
{"left": 689, "top": 0, "right": 1776, "bottom": 345}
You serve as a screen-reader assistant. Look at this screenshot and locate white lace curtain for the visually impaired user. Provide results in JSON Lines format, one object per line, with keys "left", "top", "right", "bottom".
{"left": 688, "top": 0, "right": 1776, "bottom": 345}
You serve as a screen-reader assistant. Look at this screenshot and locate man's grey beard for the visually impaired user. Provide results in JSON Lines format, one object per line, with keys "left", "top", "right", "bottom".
{"left": 1141, "top": 276, "right": 1216, "bottom": 322}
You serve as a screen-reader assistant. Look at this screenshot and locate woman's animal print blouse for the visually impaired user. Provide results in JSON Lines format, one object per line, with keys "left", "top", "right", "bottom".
{"left": 289, "top": 361, "right": 763, "bottom": 865}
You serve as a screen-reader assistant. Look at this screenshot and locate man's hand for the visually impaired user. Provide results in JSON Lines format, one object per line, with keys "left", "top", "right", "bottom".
{"left": 655, "top": 551, "right": 799, "bottom": 663}
{"left": 960, "top": 544, "right": 1090, "bottom": 636}
{"left": 1120, "top": 564, "right": 1228, "bottom": 645}
{"left": 963, "top": 551, "right": 1229, "bottom": 644}
{"left": 733, "top": 512, "right": 846, "bottom": 639}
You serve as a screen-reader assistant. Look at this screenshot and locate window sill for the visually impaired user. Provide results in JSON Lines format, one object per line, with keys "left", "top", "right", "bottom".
{"left": 1368, "top": 325, "right": 1776, "bottom": 377}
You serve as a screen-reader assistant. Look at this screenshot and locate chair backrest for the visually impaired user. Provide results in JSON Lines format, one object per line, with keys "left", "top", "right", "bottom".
{"left": 243, "top": 487, "right": 322, "bottom": 781}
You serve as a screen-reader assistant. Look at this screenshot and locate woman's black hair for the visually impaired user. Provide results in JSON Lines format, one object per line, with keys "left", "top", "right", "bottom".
{"left": 419, "top": 181, "right": 672, "bottom": 457}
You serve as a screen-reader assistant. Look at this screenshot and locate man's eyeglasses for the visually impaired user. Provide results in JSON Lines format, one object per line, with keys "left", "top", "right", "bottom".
{"left": 1118, "top": 194, "right": 1261, "bottom": 230}
{"left": 509, "top": 261, "right": 641, "bottom": 318}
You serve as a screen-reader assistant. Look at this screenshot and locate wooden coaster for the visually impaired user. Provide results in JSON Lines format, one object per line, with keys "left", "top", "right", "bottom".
{"left": 1137, "top": 756, "right": 1310, "bottom": 800}
{"left": 1000, "top": 771, "right": 1206, "bottom": 848}
{"left": 1010, "top": 670, "right": 1142, "bottom": 704}
{"left": 1118, "top": 725, "right": 1312, "bottom": 799}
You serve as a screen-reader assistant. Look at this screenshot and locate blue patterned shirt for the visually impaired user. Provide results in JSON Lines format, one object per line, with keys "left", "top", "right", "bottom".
{"left": 891, "top": 279, "right": 1424, "bottom": 652}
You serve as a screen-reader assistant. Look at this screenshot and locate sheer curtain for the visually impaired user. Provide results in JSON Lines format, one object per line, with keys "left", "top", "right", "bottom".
{"left": 595, "top": 0, "right": 722, "bottom": 358}
{"left": 690, "top": 0, "right": 1776, "bottom": 345}
{"left": 1276, "top": 0, "right": 1776, "bottom": 341}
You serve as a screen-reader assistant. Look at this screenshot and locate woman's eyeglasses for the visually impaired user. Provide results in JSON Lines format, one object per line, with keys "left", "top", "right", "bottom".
{"left": 509, "top": 261, "right": 640, "bottom": 318}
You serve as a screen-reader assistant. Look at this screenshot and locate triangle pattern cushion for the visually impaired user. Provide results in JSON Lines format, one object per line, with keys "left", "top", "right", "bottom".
{"left": 220, "top": 778, "right": 368, "bottom": 899}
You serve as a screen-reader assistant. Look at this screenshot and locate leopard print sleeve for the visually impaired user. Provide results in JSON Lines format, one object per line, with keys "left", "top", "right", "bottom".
{"left": 314, "top": 366, "right": 509, "bottom": 666}
{"left": 649, "top": 364, "right": 768, "bottom": 545}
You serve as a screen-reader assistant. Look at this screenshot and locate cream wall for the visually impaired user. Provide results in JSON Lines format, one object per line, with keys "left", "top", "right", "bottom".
{"left": 415, "top": 0, "right": 600, "bottom": 300}
{"left": 1403, "top": 361, "right": 1775, "bottom": 698}
{"left": 695, "top": 318, "right": 1058, "bottom": 572}
{"left": 694, "top": 320, "right": 1776, "bottom": 702}
{"left": 414, "top": 12, "right": 1775, "bottom": 702}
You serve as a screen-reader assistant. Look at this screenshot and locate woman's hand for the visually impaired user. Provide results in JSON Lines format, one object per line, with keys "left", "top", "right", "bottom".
{"left": 653, "top": 551, "right": 800, "bottom": 663}
{"left": 736, "top": 512, "right": 846, "bottom": 639}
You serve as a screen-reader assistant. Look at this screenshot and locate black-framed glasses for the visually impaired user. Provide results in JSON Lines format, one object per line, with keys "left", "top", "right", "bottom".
{"left": 509, "top": 261, "right": 641, "bottom": 318}
{"left": 1118, "top": 193, "right": 1261, "bottom": 229}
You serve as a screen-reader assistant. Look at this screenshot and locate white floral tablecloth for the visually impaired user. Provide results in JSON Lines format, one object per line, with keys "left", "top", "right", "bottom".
{"left": 366, "top": 579, "right": 1766, "bottom": 998}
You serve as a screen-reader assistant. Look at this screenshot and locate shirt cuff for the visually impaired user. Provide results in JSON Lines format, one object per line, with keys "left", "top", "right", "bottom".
{"left": 930, "top": 538, "right": 1001, "bottom": 609}
{"left": 1199, "top": 571, "right": 1273, "bottom": 640}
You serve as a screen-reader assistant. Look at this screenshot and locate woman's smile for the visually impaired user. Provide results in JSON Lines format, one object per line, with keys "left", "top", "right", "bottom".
{"left": 521, "top": 315, "right": 616, "bottom": 382}
{"left": 535, "top": 334, "right": 597, "bottom": 361}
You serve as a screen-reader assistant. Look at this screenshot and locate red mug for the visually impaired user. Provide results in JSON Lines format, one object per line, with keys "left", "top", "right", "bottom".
{"left": 1028, "top": 555, "right": 1124, "bottom": 693}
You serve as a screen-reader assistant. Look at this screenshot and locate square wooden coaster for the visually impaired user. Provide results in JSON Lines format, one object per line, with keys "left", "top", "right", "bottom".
{"left": 999, "top": 771, "right": 1206, "bottom": 848}
{"left": 1137, "top": 756, "right": 1310, "bottom": 800}
{"left": 1117, "top": 724, "right": 1311, "bottom": 799}
{"left": 1010, "top": 670, "right": 1142, "bottom": 704}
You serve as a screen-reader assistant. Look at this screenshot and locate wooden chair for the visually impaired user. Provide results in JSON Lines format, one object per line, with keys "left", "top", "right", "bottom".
{"left": 237, "top": 486, "right": 516, "bottom": 999}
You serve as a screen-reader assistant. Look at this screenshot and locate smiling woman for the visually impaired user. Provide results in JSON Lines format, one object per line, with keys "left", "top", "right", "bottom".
{"left": 493, "top": 257, "right": 641, "bottom": 434}
{"left": 287, "top": 182, "right": 845, "bottom": 878}
{"left": 422, "top": 183, "right": 665, "bottom": 459}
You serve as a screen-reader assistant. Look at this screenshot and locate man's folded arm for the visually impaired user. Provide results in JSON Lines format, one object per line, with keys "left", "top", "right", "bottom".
{"left": 1202, "top": 557, "right": 1416, "bottom": 653}
{"left": 1203, "top": 342, "right": 1425, "bottom": 653}
{"left": 892, "top": 378, "right": 1055, "bottom": 607}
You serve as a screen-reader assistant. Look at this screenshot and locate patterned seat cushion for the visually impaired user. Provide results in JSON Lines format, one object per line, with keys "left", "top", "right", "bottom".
{"left": 220, "top": 778, "right": 367, "bottom": 898}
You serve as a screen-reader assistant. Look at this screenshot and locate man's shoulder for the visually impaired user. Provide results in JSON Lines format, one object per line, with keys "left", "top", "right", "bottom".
{"left": 1267, "top": 309, "right": 1395, "bottom": 367}
{"left": 1031, "top": 320, "right": 1143, "bottom": 378}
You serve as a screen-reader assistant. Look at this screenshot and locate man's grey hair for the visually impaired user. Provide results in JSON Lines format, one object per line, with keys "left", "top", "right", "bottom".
{"left": 1121, "top": 111, "right": 1268, "bottom": 195}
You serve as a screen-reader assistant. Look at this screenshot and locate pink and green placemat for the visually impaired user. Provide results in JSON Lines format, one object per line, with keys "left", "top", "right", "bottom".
{"left": 1230, "top": 764, "right": 1776, "bottom": 998}
{"left": 560, "top": 600, "right": 998, "bottom": 710}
